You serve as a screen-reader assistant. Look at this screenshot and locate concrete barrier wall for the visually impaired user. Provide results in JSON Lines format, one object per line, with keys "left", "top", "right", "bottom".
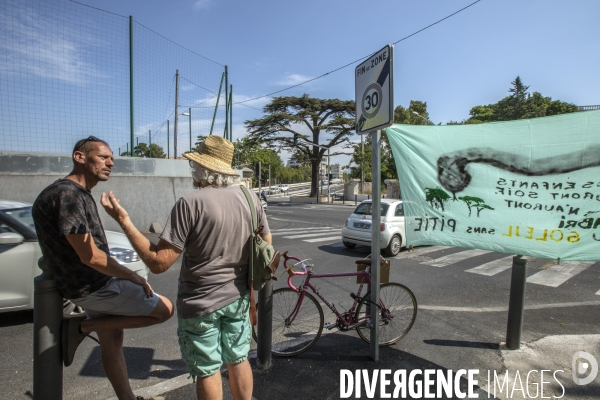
{"left": 0, "top": 151, "right": 195, "bottom": 233}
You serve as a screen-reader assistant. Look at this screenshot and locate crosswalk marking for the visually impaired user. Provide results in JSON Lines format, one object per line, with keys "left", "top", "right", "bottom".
{"left": 465, "top": 256, "right": 514, "bottom": 276}
{"left": 271, "top": 227, "right": 337, "bottom": 233}
{"left": 527, "top": 262, "right": 592, "bottom": 287}
{"left": 304, "top": 236, "right": 341, "bottom": 243}
{"left": 282, "top": 230, "right": 340, "bottom": 239}
{"left": 270, "top": 225, "right": 600, "bottom": 290}
{"left": 422, "top": 249, "right": 492, "bottom": 267}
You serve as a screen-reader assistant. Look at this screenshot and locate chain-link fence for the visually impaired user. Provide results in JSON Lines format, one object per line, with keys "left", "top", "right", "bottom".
{"left": 1, "top": 0, "right": 229, "bottom": 158}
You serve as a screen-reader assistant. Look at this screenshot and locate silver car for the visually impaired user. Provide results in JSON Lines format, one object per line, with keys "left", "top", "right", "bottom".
{"left": 341, "top": 199, "right": 406, "bottom": 256}
{"left": 0, "top": 200, "right": 149, "bottom": 313}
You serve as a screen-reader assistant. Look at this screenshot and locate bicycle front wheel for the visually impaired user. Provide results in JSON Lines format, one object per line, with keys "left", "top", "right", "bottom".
{"left": 355, "top": 282, "right": 417, "bottom": 346}
{"left": 252, "top": 288, "right": 324, "bottom": 357}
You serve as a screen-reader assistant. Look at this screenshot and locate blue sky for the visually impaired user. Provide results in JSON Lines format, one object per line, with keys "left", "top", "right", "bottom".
{"left": 2, "top": 0, "right": 599, "bottom": 166}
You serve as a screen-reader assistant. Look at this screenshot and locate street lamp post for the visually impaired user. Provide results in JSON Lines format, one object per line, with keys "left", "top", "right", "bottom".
{"left": 412, "top": 111, "right": 430, "bottom": 124}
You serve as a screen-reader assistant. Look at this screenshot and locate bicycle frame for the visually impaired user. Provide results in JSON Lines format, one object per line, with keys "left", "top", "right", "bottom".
{"left": 283, "top": 256, "right": 374, "bottom": 330}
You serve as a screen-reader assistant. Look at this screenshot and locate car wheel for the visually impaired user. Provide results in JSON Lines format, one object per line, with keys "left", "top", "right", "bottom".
{"left": 383, "top": 234, "right": 402, "bottom": 257}
{"left": 343, "top": 241, "right": 356, "bottom": 249}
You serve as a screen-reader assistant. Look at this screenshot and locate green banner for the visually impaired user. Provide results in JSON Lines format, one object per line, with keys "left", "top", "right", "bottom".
{"left": 386, "top": 110, "right": 600, "bottom": 261}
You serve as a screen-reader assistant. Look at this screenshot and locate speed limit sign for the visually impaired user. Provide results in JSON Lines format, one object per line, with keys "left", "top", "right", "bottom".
{"left": 355, "top": 44, "right": 394, "bottom": 134}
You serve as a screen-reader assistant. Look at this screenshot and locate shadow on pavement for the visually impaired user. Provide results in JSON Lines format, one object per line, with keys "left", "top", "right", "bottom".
{"left": 423, "top": 339, "right": 499, "bottom": 350}
{"left": 79, "top": 346, "right": 187, "bottom": 380}
{"left": 0, "top": 309, "right": 33, "bottom": 327}
{"left": 163, "top": 332, "right": 499, "bottom": 400}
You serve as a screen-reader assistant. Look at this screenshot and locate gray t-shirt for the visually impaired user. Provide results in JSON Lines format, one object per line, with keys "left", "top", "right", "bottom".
{"left": 160, "top": 185, "right": 270, "bottom": 319}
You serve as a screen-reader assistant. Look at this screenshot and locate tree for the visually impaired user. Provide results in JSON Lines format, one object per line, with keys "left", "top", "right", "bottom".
{"left": 347, "top": 133, "right": 397, "bottom": 183}
{"left": 245, "top": 94, "right": 355, "bottom": 197}
{"left": 121, "top": 142, "right": 166, "bottom": 158}
{"left": 393, "top": 100, "right": 434, "bottom": 125}
{"left": 464, "top": 77, "right": 578, "bottom": 124}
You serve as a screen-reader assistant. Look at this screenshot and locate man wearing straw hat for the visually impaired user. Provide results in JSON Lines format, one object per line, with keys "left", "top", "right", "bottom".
{"left": 101, "top": 135, "right": 271, "bottom": 400}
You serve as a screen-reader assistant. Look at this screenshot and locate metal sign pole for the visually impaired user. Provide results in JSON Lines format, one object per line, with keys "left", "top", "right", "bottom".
{"left": 370, "top": 130, "right": 381, "bottom": 361}
{"left": 354, "top": 44, "right": 393, "bottom": 361}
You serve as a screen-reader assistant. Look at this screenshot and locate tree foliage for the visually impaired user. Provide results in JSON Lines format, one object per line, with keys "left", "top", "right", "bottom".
{"left": 393, "top": 100, "right": 435, "bottom": 125}
{"left": 347, "top": 133, "right": 397, "bottom": 183}
{"left": 464, "top": 76, "right": 578, "bottom": 124}
{"left": 245, "top": 94, "right": 355, "bottom": 196}
{"left": 120, "top": 142, "right": 166, "bottom": 158}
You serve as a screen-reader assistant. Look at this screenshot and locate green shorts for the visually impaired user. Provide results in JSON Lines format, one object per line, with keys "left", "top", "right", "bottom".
{"left": 177, "top": 295, "right": 251, "bottom": 378}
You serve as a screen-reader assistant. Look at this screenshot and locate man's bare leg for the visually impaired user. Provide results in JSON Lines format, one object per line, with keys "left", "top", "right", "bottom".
{"left": 196, "top": 371, "right": 223, "bottom": 400}
{"left": 97, "top": 328, "right": 137, "bottom": 400}
{"left": 80, "top": 295, "right": 173, "bottom": 334}
{"left": 226, "top": 360, "right": 253, "bottom": 400}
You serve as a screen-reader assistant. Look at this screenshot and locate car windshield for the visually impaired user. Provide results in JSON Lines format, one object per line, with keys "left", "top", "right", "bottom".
{"left": 353, "top": 203, "right": 390, "bottom": 216}
{"left": 3, "top": 206, "right": 35, "bottom": 231}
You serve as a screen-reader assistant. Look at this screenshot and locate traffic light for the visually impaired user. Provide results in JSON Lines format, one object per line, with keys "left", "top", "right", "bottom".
{"left": 328, "top": 173, "right": 333, "bottom": 183}
{"left": 293, "top": 133, "right": 298, "bottom": 145}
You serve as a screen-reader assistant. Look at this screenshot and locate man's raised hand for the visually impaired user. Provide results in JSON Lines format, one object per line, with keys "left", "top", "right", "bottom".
{"left": 101, "top": 191, "right": 129, "bottom": 225}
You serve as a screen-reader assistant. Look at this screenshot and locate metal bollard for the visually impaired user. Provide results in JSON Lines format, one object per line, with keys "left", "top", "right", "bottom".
{"left": 355, "top": 194, "right": 357, "bottom": 205}
{"left": 256, "top": 279, "right": 273, "bottom": 370}
{"left": 506, "top": 255, "right": 527, "bottom": 350}
{"left": 33, "top": 257, "right": 63, "bottom": 400}
{"left": 343, "top": 194, "right": 345, "bottom": 205}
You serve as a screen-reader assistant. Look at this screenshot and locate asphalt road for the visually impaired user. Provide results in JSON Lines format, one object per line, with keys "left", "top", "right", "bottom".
{"left": 1, "top": 201, "right": 599, "bottom": 399}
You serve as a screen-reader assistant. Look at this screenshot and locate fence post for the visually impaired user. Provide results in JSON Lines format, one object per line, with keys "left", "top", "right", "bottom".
{"left": 33, "top": 257, "right": 63, "bottom": 400}
{"left": 256, "top": 280, "right": 273, "bottom": 370}
{"left": 506, "top": 255, "right": 527, "bottom": 350}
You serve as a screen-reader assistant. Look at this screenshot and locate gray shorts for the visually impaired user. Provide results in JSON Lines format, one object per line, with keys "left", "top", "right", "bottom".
{"left": 73, "top": 277, "right": 160, "bottom": 319}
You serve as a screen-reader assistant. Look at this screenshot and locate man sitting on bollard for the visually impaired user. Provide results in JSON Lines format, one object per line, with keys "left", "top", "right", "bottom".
{"left": 32, "top": 136, "right": 173, "bottom": 400}
{"left": 100, "top": 135, "right": 270, "bottom": 400}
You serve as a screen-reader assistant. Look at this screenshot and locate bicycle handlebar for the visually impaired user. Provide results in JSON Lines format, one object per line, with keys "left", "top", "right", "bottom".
{"left": 282, "top": 251, "right": 310, "bottom": 292}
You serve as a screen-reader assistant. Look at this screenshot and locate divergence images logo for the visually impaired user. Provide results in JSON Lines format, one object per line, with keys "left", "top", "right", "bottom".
{"left": 572, "top": 351, "right": 598, "bottom": 385}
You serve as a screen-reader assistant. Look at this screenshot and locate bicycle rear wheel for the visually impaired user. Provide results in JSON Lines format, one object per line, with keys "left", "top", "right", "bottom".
{"left": 355, "top": 282, "right": 417, "bottom": 346}
{"left": 252, "top": 288, "right": 324, "bottom": 357}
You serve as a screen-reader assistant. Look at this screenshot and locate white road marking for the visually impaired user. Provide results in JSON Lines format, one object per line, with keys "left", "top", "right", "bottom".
{"left": 422, "top": 249, "right": 492, "bottom": 267}
{"left": 303, "top": 236, "right": 342, "bottom": 243}
{"left": 465, "top": 256, "right": 514, "bottom": 276}
{"left": 420, "top": 300, "right": 600, "bottom": 312}
{"left": 282, "top": 231, "right": 341, "bottom": 239}
{"left": 527, "top": 262, "right": 592, "bottom": 287}
{"left": 271, "top": 227, "right": 337, "bottom": 233}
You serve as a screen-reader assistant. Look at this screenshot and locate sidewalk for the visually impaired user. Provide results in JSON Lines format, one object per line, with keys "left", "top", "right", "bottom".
{"left": 119, "top": 316, "right": 600, "bottom": 399}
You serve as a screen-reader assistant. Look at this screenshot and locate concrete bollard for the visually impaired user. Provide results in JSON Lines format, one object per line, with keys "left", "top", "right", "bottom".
{"left": 33, "top": 257, "right": 63, "bottom": 400}
{"left": 256, "top": 280, "right": 273, "bottom": 370}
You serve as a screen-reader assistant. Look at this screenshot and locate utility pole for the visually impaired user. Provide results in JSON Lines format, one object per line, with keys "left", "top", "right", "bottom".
{"left": 268, "top": 164, "right": 271, "bottom": 191}
{"left": 174, "top": 69, "right": 179, "bottom": 159}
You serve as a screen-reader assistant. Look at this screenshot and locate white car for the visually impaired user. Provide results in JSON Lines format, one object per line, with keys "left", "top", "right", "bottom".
{"left": 277, "top": 184, "right": 289, "bottom": 192}
{"left": 0, "top": 200, "right": 149, "bottom": 313}
{"left": 341, "top": 199, "right": 406, "bottom": 256}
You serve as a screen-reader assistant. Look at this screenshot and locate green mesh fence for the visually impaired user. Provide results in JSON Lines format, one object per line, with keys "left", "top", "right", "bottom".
{"left": 0, "top": 0, "right": 227, "bottom": 158}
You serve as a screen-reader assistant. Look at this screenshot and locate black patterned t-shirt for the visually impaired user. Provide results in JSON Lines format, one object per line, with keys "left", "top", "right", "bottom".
{"left": 32, "top": 178, "right": 111, "bottom": 299}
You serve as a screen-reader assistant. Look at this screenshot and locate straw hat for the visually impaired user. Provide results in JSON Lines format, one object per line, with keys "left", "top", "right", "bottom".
{"left": 183, "top": 135, "right": 238, "bottom": 176}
